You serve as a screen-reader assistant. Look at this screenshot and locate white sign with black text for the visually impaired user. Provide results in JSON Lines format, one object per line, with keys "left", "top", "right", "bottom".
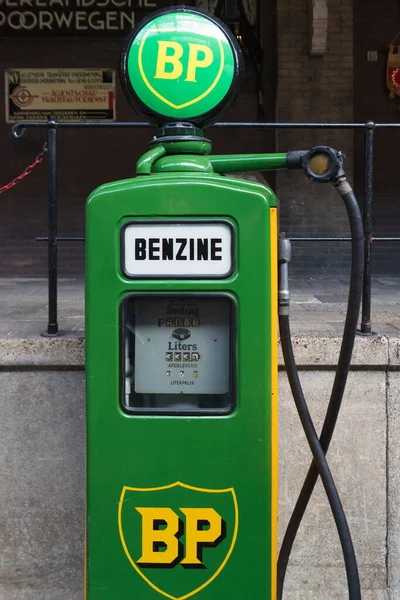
{"left": 123, "top": 222, "right": 233, "bottom": 278}
{"left": 5, "top": 68, "right": 116, "bottom": 123}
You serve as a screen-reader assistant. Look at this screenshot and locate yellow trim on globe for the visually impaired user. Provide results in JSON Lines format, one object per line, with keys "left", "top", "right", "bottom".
{"left": 118, "top": 481, "right": 238, "bottom": 600}
{"left": 270, "top": 208, "right": 278, "bottom": 600}
{"left": 137, "top": 28, "right": 226, "bottom": 110}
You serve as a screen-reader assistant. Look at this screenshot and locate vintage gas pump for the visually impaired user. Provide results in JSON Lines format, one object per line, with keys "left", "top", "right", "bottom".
{"left": 85, "top": 7, "right": 363, "bottom": 600}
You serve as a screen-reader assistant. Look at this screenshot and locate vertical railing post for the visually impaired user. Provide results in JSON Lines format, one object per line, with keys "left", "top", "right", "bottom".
{"left": 360, "top": 121, "right": 375, "bottom": 334}
{"left": 45, "top": 120, "right": 59, "bottom": 336}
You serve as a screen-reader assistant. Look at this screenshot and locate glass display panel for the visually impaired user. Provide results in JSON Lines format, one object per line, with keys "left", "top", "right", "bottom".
{"left": 121, "top": 295, "right": 235, "bottom": 415}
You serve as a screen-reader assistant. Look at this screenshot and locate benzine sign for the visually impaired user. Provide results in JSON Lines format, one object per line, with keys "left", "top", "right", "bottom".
{"left": 123, "top": 221, "right": 234, "bottom": 278}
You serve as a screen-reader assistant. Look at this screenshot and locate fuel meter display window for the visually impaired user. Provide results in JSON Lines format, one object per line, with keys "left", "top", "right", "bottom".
{"left": 121, "top": 295, "right": 236, "bottom": 415}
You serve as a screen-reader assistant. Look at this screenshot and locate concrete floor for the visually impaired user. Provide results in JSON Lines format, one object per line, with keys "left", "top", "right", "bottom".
{"left": 0, "top": 276, "right": 399, "bottom": 338}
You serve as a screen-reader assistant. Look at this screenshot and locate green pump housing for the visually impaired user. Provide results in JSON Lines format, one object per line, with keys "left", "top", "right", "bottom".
{"left": 84, "top": 6, "right": 324, "bottom": 600}
{"left": 85, "top": 138, "right": 280, "bottom": 600}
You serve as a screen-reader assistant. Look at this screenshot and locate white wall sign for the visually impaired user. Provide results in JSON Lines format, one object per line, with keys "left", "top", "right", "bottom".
{"left": 123, "top": 222, "right": 234, "bottom": 278}
{"left": 308, "top": 0, "right": 328, "bottom": 56}
{"left": 5, "top": 68, "right": 116, "bottom": 123}
{"left": 0, "top": 2, "right": 160, "bottom": 36}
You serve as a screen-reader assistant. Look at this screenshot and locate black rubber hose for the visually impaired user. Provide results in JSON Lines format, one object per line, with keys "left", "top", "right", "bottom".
{"left": 279, "top": 314, "right": 361, "bottom": 599}
{"left": 277, "top": 182, "right": 364, "bottom": 599}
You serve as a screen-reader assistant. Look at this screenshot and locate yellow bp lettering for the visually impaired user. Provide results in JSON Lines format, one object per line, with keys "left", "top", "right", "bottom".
{"left": 154, "top": 41, "right": 184, "bottom": 80}
{"left": 136, "top": 507, "right": 183, "bottom": 566}
{"left": 179, "top": 508, "right": 225, "bottom": 566}
{"left": 136, "top": 507, "right": 225, "bottom": 568}
{"left": 185, "top": 43, "right": 213, "bottom": 82}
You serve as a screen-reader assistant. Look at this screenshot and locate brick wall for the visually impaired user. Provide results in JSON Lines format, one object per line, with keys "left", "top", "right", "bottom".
{"left": 0, "top": 31, "right": 272, "bottom": 278}
{"left": 3, "top": 2, "right": 398, "bottom": 279}
{"left": 353, "top": 0, "right": 400, "bottom": 275}
{"left": 276, "top": 0, "right": 355, "bottom": 275}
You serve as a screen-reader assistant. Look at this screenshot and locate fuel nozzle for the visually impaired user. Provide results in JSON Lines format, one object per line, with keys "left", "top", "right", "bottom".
{"left": 278, "top": 234, "right": 292, "bottom": 316}
{"left": 302, "top": 146, "right": 344, "bottom": 182}
{"left": 286, "top": 146, "right": 345, "bottom": 182}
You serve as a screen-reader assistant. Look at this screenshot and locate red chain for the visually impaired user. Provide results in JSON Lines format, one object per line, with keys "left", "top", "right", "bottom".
{"left": 0, "top": 146, "right": 48, "bottom": 195}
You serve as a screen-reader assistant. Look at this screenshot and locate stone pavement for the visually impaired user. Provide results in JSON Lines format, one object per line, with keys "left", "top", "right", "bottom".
{"left": 0, "top": 276, "right": 399, "bottom": 338}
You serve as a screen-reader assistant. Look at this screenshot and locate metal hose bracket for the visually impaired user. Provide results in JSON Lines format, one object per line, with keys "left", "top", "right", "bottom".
{"left": 278, "top": 234, "right": 292, "bottom": 316}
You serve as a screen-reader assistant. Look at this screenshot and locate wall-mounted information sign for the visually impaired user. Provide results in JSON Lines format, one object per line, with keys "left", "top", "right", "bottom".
{"left": 5, "top": 68, "right": 116, "bottom": 123}
{"left": 122, "top": 221, "right": 234, "bottom": 278}
{"left": 0, "top": 2, "right": 194, "bottom": 36}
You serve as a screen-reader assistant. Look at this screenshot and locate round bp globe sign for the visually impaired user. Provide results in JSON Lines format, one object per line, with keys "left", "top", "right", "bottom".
{"left": 120, "top": 7, "right": 243, "bottom": 127}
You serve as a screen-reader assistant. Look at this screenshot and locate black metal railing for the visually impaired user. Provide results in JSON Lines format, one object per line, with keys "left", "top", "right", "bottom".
{"left": 11, "top": 119, "right": 400, "bottom": 336}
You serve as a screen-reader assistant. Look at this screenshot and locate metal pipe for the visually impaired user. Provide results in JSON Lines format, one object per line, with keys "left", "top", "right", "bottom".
{"left": 289, "top": 237, "right": 352, "bottom": 242}
{"left": 361, "top": 122, "right": 375, "bottom": 334}
{"left": 12, "top": 119, "right": 400, "bottom": 336}
{"left": 371, "top": 237, "right": 400, "bottom": 242}
{"left": 36, "top": 236, "right": 400, "bottom": 243}
{"left": 46, "top": 121, "right": 59, "bottom": 336}
{"left": 36, "top": 237, "right": 85, "bottom": 242}
{"left": 208, "top": 153, "right": 288, "bottom": 172}
{"left": 212, "top": 122, "right": 365, "bottom": 129}
{"left": 11, "top": 121, "right": 373, "bottom": 140}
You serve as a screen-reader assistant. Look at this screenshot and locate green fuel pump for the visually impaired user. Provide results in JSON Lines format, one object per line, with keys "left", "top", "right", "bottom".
{"left": 85, "top": 6, "right": 364, "bottom": 600}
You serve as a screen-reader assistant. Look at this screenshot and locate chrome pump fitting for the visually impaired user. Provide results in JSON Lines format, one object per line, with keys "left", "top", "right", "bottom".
{"left": 287, "top": 146, "right": 345, "bottom": 182}
{"left": 278, "top": 235, "right": 292, "bottom": 316}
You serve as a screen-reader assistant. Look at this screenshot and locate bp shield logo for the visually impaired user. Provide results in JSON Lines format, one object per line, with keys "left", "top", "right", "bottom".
{"left": 122, "top": 10, "right": 239, "bottom": 124}
{"left": 118, "top": 482, "right": 238, "bottom": 599}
